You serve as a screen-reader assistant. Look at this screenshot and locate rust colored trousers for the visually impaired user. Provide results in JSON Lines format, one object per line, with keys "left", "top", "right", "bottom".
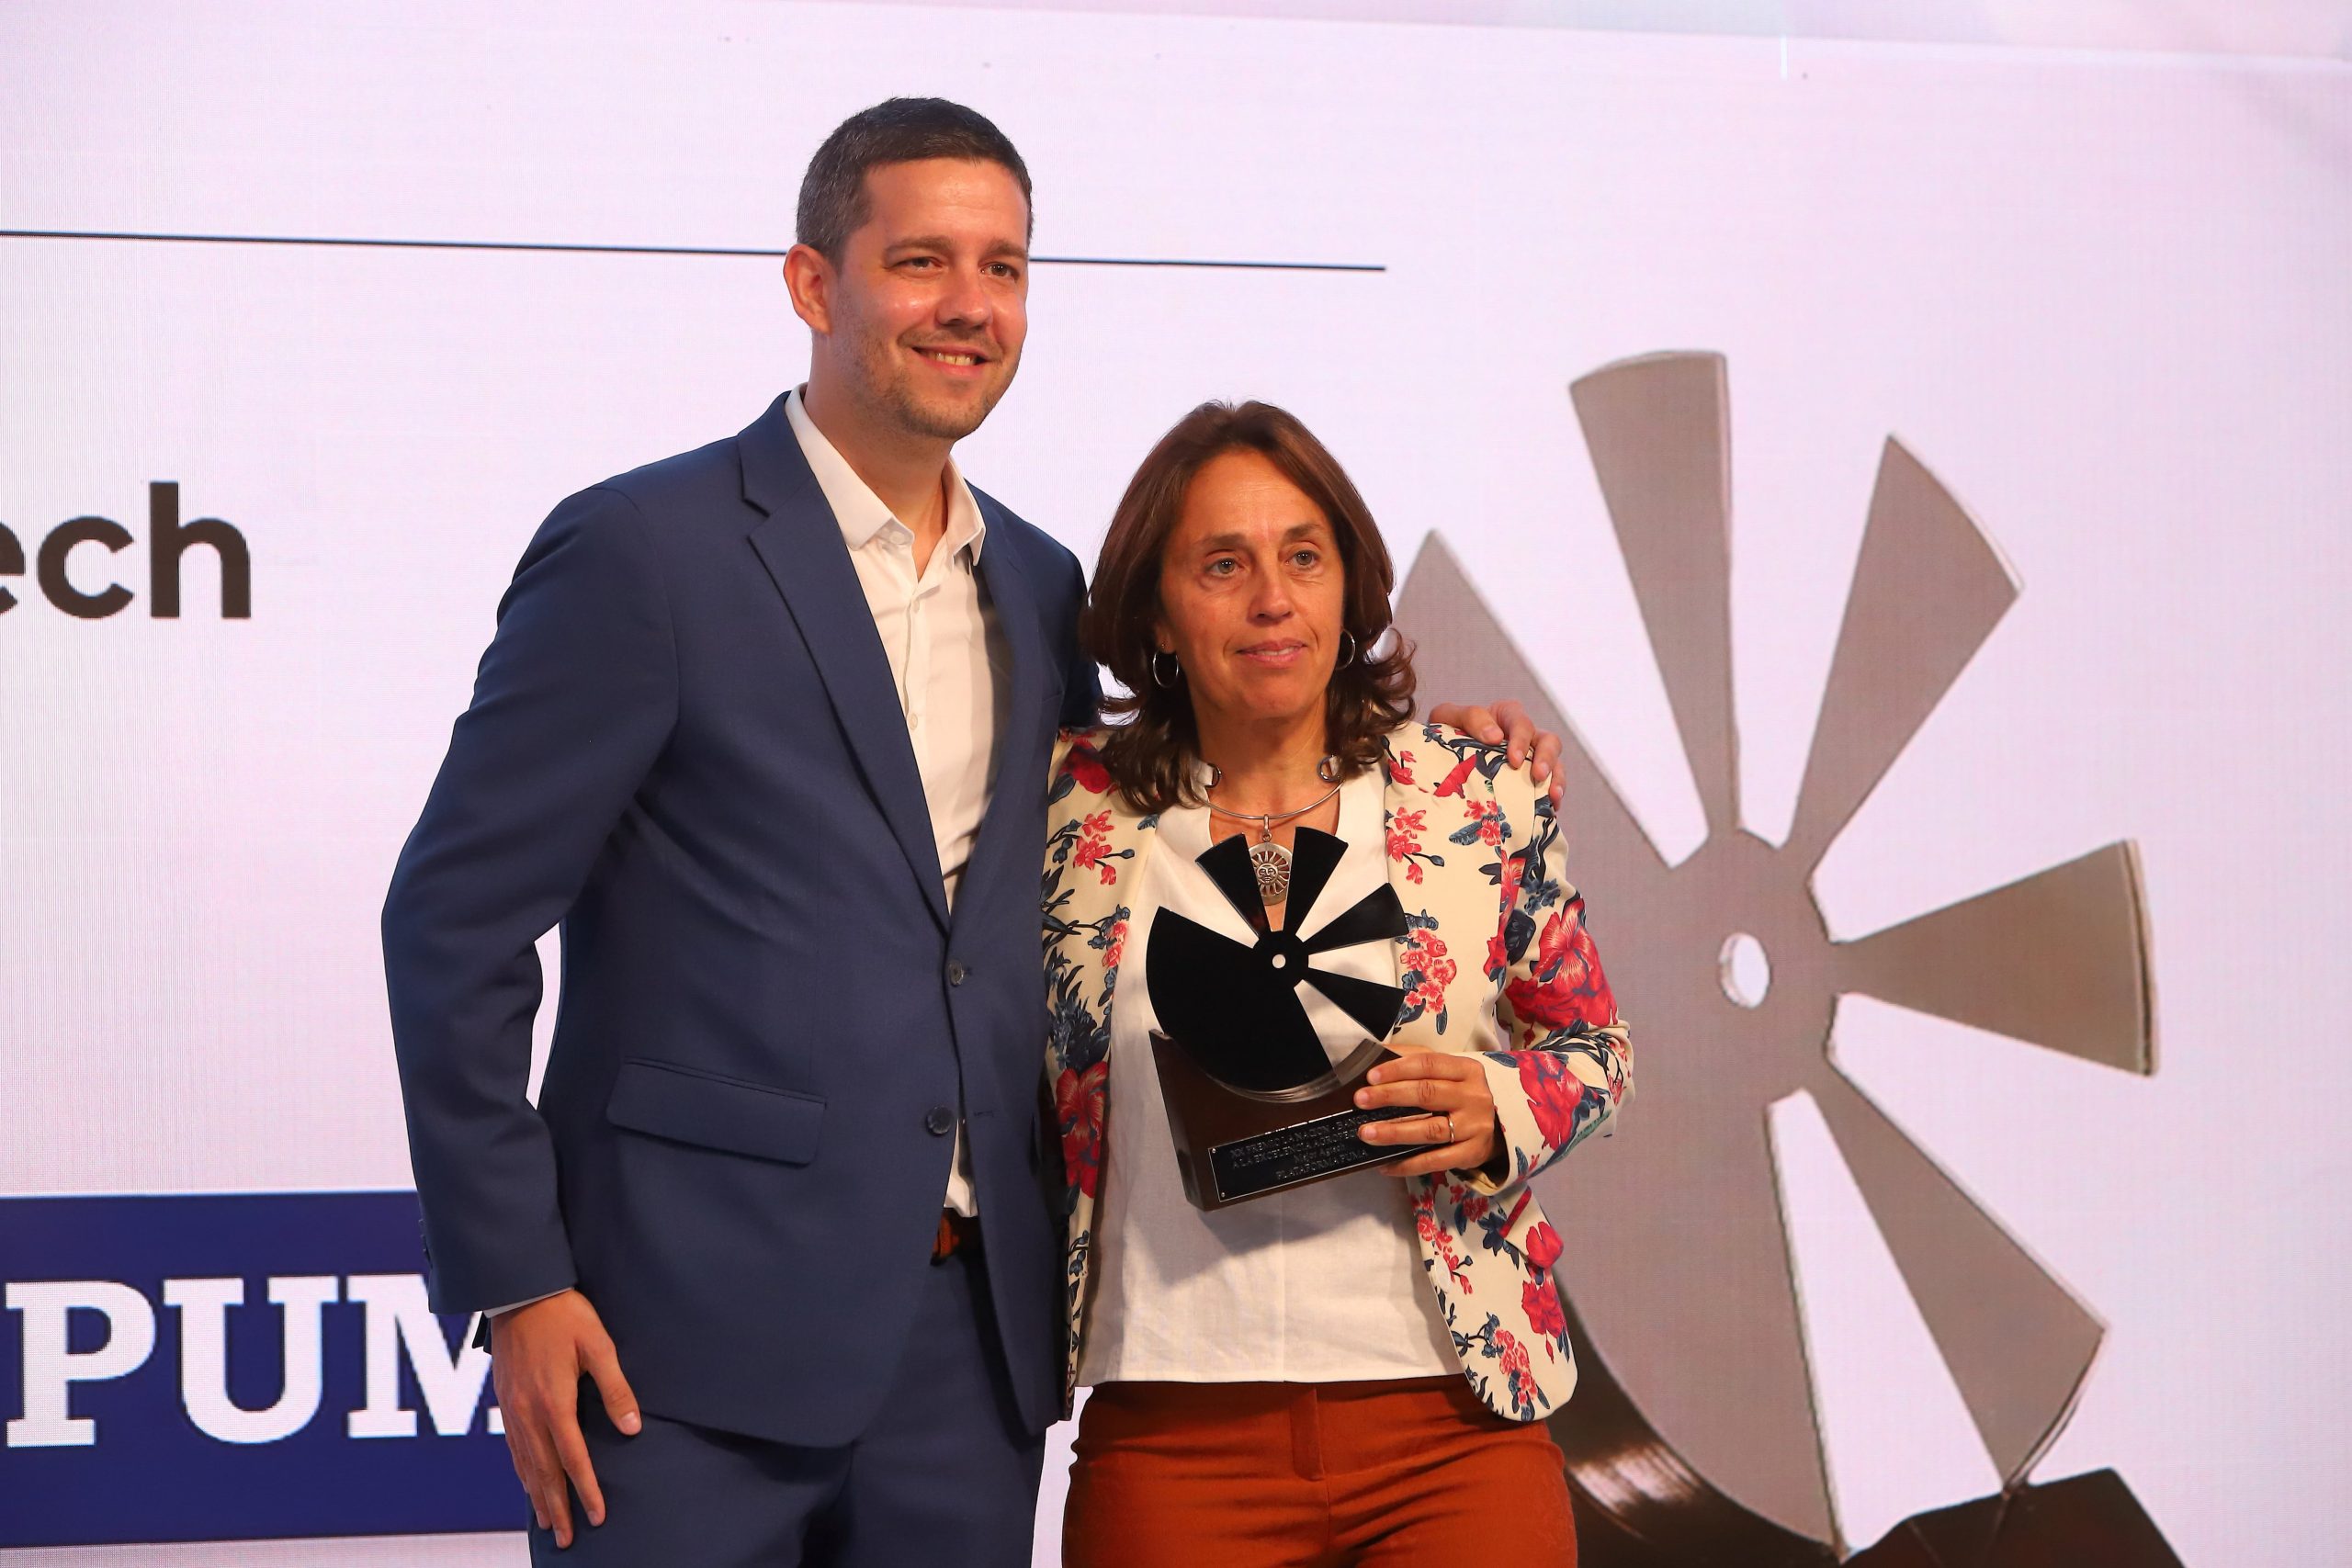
{"left": 1062, "top": 1376, "right": 1578, "bottom": 1567}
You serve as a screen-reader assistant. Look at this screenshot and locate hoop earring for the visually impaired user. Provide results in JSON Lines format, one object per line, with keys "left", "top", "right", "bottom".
{"left": 1336, "top": 629, "right": 1359, "bottom": 669}
{"left": 1317, "top": 754, "right": 1340, "bottom": 783}
{"left": 1151, "top": 649, "right": 1182, "bottom": 689}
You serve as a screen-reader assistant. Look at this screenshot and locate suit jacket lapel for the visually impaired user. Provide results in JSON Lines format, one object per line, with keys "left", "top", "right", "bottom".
{"left": 739, "top": 396, "right": 951, "bottom": 932}
{"left": 952, "top": 499, "right": 1046, "bottom": 935}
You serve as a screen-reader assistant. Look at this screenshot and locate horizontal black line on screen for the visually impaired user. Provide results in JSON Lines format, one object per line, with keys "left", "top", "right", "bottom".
{"left": 0, "top": 227, "right": 1385, "bottom": 272}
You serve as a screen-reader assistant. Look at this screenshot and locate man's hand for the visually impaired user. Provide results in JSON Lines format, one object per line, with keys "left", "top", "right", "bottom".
{"left": 490, "top": 1289, "right": 640, "bottom": 1549}
{"left": 1424, "top": 699, "right": 1566, "bottom": 808}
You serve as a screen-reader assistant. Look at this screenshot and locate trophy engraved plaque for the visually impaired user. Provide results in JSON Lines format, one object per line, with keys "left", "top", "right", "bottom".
{"left": 1146, "top": 826, "right": 1420, "bottom": 1210}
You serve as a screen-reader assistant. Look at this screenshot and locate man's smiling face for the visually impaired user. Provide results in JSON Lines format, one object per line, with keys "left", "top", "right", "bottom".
{"left": 816, "top": 156, "right": 1030, "bottom": 444}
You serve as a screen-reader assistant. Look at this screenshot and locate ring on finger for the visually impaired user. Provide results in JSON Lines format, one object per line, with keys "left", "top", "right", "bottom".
{"left": 1442, "top": 1112, "right": 1455, "bottom": 1144}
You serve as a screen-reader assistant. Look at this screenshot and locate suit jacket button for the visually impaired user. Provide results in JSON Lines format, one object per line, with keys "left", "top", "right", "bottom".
{"left": 924, "top": 1106, "right": 956, "bottom": 1136}
{"left": 946, "top": 961, "right": 968, "bottom": 987}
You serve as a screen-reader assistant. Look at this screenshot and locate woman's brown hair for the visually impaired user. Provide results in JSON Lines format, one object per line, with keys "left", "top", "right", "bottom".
{"left": 1081, "top": 400, "right": 1417, "bottom": 814}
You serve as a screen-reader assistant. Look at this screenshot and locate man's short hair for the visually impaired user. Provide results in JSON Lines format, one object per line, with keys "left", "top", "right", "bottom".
{"left": 797, "top": 98, "right": 1033, "bottom": 261}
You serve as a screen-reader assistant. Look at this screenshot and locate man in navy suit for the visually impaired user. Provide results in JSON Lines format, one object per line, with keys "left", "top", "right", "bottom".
{"left": 384, "top": 98, "right": 1555, "bottom": 1566}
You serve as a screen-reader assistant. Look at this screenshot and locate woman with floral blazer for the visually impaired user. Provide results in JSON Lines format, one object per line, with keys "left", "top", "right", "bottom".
{"left": 1045, "top": 400, "right": 1633, "bottom": 1567}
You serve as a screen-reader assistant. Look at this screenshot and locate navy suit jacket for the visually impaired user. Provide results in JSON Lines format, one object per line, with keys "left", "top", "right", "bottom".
{"left": 382, "top": 392, "right": 1098, "bottom": 1444}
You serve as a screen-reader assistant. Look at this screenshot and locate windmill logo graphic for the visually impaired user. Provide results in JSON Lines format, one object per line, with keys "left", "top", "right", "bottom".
{"left": 1396, "top": 353, "right": 2160, "bottom": 1561}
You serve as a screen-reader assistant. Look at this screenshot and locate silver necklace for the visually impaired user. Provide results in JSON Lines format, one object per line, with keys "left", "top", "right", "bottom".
{"left": 1206, "top": 757, "right": 1341, "bottom": 904}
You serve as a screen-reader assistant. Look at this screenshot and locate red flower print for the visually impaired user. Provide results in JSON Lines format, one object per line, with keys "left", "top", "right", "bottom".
{"left": 1523, "top": 1220, "right": 1564, "bottom": 1273}
{"left": 1495, "top": 1328, "right": 1534, "bottom": 1409}
{"left": 1497, "top": 850, "right": 1526, "bottom": 912}
{"left": 1396, "top": 926, "right": 1456, "bottom": 1029}
{"left": 1102, "top": 919, "right": 1127, "bottom": 973}
{"left": 1402, "top": 928, "right": 1457, "bottom": 1017}
{"left": 1464, "top": 797, "right": 1502, "bottom": 846}
{"left": 1387, "top": 808, "right": 1443, "bottom": 886}
{"left": 1388, "top": 750, "right": 1416, "bottom": 785}
{"left": 1521, "top": 1278, "right": 1567, "bottom": 1343}
{"left": 1434, "top": 755, "right": 1477, "bottom": 798}
{"left": 1502, "top": 975, "right": 1582, "bottom": 1037}
{"left": 1517, "top": 1053, "right": 1590, "bottom": 1150}
{"left": 1432, "top": 1226, "right": 1472, "bottom": 1292}
{"left": 1501, "top": 1190, "right": 1532, "bottom": 1231}
{"left": 1064, "top": 742, "right": 1113, "bottom": 795}
{"left": 1072, "top": 810, "right": 1119, "bottom": 885}
{"left": 1504, "top": 905, "right": 1617, "bottom": 1034}
{"left": 1055, "top": 1061, "right": 1108, "bottom": 1197}
{"left": 1385, "top": 808, "right": 1428, "bottom": 863}
{"left": 1486, "top": 928, "right": 1510, "bottom": 980}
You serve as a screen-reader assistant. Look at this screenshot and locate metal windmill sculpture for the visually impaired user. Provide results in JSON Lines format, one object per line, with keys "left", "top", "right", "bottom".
{"left": 1396, "top": 353, "right": 2155, "bottom": 1560}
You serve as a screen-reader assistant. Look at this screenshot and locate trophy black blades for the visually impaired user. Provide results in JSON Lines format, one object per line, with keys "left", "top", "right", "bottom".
{"left": 1146, "top": 910, "right": 1332, "bottom": 1093}
{"left": 1300, "top": 882, "right": 1408, "bottom": 956}
{"left": 1280, "top": 827, "right": 1346, "bottom": 926}
{"left": 1303, "top": 968, "right": 1408, "bottom": 1042}
{"left": 1196, "top": 835, "right": 1270, "bottom": 934}
{"left": 1296, "top": 880, "right": 1410, "bottom": 1039}
{"left": 1196, "top": 827, "right": 1347, "bottom": 931}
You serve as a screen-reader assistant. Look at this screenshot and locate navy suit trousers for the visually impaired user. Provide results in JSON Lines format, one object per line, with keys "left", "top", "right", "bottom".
{"left": 529, "top": 1249, "right": 1046, "bottom": 1568}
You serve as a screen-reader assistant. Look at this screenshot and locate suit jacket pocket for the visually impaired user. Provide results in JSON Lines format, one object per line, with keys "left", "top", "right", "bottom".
{"left": 605, "top": 1058, "right": 826, "bottom": 1166}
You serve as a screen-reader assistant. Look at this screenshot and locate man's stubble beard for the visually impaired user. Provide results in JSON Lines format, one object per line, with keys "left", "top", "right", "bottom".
{"left": 857, "top": 329, "right": 1022, "bottom": 446}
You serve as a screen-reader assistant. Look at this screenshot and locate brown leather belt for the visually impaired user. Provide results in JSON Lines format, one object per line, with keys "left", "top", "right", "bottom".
{"left": 933, "top": 1208, "right": 982, "bottom": 1264}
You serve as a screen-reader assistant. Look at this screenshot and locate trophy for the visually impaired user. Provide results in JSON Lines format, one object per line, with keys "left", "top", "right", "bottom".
{"left": 1145, "top": 827, "right": 1422, "bottom": 1210}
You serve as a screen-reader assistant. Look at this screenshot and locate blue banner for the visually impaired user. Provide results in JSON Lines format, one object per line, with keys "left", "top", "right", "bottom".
{"left": 0, "top": 1191, "right": 519, "bottom": 1546}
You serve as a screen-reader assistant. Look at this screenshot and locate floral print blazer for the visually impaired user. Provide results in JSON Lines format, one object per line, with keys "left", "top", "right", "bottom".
{"left": 1043, "top": 720, "right": 1634, "bottom": 1423}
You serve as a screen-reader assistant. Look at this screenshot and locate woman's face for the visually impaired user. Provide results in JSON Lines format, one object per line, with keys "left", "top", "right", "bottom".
{"left": 1155, "top": 448, "right": 1348, "bottom": 737}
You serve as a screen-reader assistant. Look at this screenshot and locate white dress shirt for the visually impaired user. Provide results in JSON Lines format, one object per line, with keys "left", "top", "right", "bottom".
{"left": 1077, "top": 770, "right": 1457, "bottom": 1386}
{"left": 786, "top": 387, "right": 1010, "bottom": 1217}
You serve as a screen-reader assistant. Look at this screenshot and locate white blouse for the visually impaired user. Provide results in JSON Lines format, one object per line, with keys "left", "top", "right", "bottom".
{"left": 1077, "top": 769, "right": 1456, "bottom": 1387}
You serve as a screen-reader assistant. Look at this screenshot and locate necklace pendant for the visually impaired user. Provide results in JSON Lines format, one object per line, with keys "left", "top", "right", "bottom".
{"left": 1249, "top": 839, "right": 1293, "bottom": 903}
